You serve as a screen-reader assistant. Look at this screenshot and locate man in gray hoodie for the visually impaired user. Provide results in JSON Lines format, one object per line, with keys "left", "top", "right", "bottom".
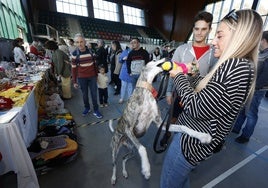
{"left": 167, "top": 11, "right": 217, "bottom": 122}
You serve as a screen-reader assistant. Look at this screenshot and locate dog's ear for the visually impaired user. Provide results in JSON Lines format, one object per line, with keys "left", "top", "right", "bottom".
{"left": 146, "top": 58, "right": 166, "bottom": 68}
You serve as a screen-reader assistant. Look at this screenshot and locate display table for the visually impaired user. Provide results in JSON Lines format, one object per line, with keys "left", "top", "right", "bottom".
{"left": 0, "top": 85, "right": 40, "bottom": 188}
{"left": 13, "top": 90, "right": 38, "bottom": 148}
{"left": 0, "top": 122, "right": 39, "bottom": 188}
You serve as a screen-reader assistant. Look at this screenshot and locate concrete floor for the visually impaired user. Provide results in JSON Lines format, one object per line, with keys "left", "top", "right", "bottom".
{"left": 1, "top": 78, "right": 268, "bottom": 188}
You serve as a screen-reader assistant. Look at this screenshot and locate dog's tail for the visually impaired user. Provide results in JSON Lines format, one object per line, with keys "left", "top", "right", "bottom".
{"left": 109, "top": 119, "right": 114, "bottom": 132}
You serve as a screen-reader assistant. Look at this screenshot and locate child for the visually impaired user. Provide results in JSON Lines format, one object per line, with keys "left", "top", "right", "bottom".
{"left": 97, "top": 65, "right": 109, "bottom": 107}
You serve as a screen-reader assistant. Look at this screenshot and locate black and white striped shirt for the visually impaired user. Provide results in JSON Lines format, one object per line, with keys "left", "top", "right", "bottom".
{"left": 173, "top": 58, "right": 254, "bottom": 165}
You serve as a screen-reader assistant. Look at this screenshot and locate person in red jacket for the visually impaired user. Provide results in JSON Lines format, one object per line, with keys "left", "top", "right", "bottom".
{"left": 29, "top": 40, "right": 43, "bottom": 57}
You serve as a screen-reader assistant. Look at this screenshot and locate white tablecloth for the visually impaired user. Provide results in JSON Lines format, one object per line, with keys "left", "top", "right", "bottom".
{"left": 0, "top": 90, "right": 40, "bottom": 188}
{"left": 13, "top": 90, "right": 38, "bottom": 148}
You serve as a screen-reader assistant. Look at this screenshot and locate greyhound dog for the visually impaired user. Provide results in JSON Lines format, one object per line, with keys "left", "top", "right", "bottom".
{"left": 109, "top": 59, "right": 212, "bottom": 185}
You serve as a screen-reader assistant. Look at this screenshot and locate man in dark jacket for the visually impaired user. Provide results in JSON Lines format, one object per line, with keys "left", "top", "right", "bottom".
{"left": 126, "top": 38, "right": 150, "bottom": 85}
{"left": 232, "top": 31, "right": 268, "bottom": 143}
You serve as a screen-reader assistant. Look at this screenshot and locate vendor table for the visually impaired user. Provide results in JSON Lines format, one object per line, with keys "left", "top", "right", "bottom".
{"left": 0, "top": 84, "right": 40, "bottom": 188}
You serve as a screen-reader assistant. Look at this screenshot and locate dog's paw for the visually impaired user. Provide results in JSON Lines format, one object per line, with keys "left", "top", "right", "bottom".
{"left": 111, "top": 177, "right": 116, "bottom": 185}
{"left": 199, "top": 133, "right": 212, "bottom": 144}
{"left": 142, "top": 169, "right": 151, "bottom": 180}
{"left": 141, "top": 160, "right": 151, "bottom": 179}
{"left": 138, "top": 146, "right": 151, "bottom": 179}
{"left": 122, "top": 169, "right": 128, "bottom": 179}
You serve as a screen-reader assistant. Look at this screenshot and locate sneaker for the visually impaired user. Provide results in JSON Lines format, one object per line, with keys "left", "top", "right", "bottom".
{"left": 104, "top": 103, "right": 109, "bottom": 107}
{"left": 100, "top": 104, "right": 104, "bottom": 108}
{"left": 82, "top": 108, "right": 91, "bottom": 116}
{"left": 118, "top": 99, "right": 123, "bottom": 104}
{"left": 93, "top": 110, "right": 103, "bottom": 119}
{"left": 235, "top": 136, "right": 249, "bottom": 144}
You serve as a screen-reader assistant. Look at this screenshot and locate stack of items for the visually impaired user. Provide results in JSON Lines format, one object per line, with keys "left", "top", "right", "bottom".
{"left": 0, "top": 60, "right": 44, "bottom": 111}
{"left": 28, "top": 126, "right": 78, "bottom": 175}
{"left": 28, "top": 96, "right": 78, "bottom": 175}
{"left": 28, "top": 69, "right": 78, "bottom": 175}
{"left": 0, "top": 85, "right": 34, "bottom": 107}
{"left": 1, "top": 61, "right": 79, "bottom": 174}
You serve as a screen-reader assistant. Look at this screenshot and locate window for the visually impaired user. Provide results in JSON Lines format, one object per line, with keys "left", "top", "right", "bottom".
{"left": 123, "top": 5, "right": 145, "bottom": 26}
{"left": 187, "top": 0, "right": 262, "bottom": 43}
{"left": 0, "top": 0, "right": 27, "bottom": 39}
{"left": 56, "top": 0, "right": 88, "bottom": 17}
{"left": 203, "top": 0, "right": 255, "bottom": 43}
{"left": 256, "top": 0, "right": 268, "bottom": 30}
{"left": 93, "top": 0, "right": 119, "bottom": 22}
{"left": 92, "top": 1, "right": 145, "bottom": 25}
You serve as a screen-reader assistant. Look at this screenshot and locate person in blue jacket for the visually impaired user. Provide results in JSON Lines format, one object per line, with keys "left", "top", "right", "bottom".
{"left": 118, "top": 46, "right": 134, "bottom": 103}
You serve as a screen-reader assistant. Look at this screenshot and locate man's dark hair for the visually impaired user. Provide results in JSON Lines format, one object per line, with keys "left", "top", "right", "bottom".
{"left": 193, "top": 11, "right": 213, "bottom": 28}
{"left": 131, "top": 37, "right": 140, "bottom": 43}
{"left": 45, "top": 40, "right": 58, "bottom": 50}
{"left": 262, "top": 31, "right": 268, "bottom": 42}
{"left": 12, "top": 38, "right": 23, "bottom": 47}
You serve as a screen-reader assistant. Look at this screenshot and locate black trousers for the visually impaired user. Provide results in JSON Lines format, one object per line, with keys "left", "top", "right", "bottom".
{"left": 114, "top": 74, "right": 121, "bottom": 93}
{"left": 98, "top": 88, "right": 108, "bottom": 104}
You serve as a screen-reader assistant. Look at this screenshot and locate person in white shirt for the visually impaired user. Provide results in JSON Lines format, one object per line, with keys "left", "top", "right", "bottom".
{"left": 97, "top": 65, "right": 109, "bottom": 107}
{"left": 68, "top": 38, "right": 76, "bottom": 56}
{"left": 13, "top": 38, "right": 27, "bottom": 67}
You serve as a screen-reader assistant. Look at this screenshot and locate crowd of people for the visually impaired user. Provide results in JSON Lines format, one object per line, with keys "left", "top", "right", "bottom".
{"left": 10, "top": 8, "right": 268, "bottom": 187}
{"left": 11, "top": 33, "right": 172, "bottom": 119}
{"left": 69, "top": 35, "right": 172, "bottom": 119}
{"left": 11, "top": 8, "right": 268, "bottom": 137}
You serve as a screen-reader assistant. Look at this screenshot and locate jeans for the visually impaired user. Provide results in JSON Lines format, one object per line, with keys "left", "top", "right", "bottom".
{"left": 78, "top": 76, "right": 99, "bottom": 111}
{"left": 132, "top": 74, "right": 140, "bottom": 86}
{"left": 232, "top": 90, "right": 266, "bottom": 138}
{"left": 120, "top": 80, "right": 134, "bottom": 100}
{"left": 160, "top": 133, "right": 195, "bottom": 188}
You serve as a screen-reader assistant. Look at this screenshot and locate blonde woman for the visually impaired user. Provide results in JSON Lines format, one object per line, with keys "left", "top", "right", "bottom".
{"left": 160, "top": 9, "right": 263, "bottom": 188}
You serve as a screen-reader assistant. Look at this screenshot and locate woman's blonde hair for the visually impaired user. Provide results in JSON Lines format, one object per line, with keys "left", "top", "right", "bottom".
{"left": 196, "top": 9, "right": 263, "bottom": 93}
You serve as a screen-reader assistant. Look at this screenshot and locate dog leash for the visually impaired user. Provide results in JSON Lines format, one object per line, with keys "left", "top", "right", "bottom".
{"left": 156, "top": 71, "right": 170, "bottom": 101}
{"left": 153, "top": 106, "right": 172, "bottom": 153}
{"left": 153, "top": 70, "right": 172, "bottom": 153}
{"left": 153, "top": 60, "right": 189, "bottom": 153}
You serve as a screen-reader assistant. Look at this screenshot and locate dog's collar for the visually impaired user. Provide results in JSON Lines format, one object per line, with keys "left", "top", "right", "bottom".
{"left": 136, "top": 81, "right": 158, "bottom": 98}
{"left": 136, "top": 81, "right": 153, "bottom": 91}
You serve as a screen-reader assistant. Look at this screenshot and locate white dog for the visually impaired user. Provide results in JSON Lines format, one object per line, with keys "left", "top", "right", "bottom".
{"left": 109, "top": 59, "right": 212, "bottom": 185}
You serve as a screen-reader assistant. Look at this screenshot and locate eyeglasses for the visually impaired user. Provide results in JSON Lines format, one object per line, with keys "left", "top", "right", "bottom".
{"left": 222, "top": 9, "right": 239, "bottom": 22}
